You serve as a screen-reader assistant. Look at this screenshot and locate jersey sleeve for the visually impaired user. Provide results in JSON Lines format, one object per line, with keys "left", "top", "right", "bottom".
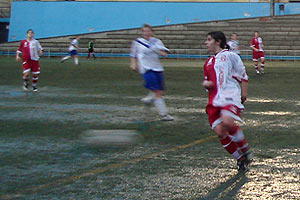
{"left": 250, "top": 38, "right": 255, "bottom": 48}
{"left": 17, "top": 41, "right": 23, "bottom": 54}
{"left": 231, "top": 53, "right": 248, "bottom": 82}
{"left": 203, "top": 58, "right": 210, "bottom": 82}
{"left": 227, "top": 41, "right": 233, "bottom": 50}
{"left": 151, "top": 39, "right": 170, "bottom": 53}
{"left": 130, "top": 40, "right": 138, "bottom": 58}
{"left": 37, "top": 40, "right": 43, "bottom": 51}
{"left": 71, "top": 40, "right": 78, "bottom": 48}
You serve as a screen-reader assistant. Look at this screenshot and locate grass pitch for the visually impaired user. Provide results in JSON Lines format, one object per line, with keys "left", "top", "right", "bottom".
{"left": 0, "top": 57, "right": 300, "bottom": 199}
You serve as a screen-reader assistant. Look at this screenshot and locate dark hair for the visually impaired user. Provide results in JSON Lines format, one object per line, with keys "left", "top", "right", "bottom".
{"left": 142, "top": 24, "right": 153, "bottom": 31}
{"left": 207, "top": 31, "right": 229, "bottom": 49}
{"left": 26, "top": 29, "right": 34, "bottom": 34}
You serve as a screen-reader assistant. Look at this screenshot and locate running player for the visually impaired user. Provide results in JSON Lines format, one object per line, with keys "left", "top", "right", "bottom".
{"left": 250, "top": 31, "right": 265, "bottom": 74}
{"left": 202, "top": 31, "right": 252, "bottom": 172}
{"left": 130, "top": 24, "right": 174, "bottom": 121}
{"left": 61, "top": 36, "right": 80, "bottom": 65}
{"left": 16, "top": 29, "right": 43, "bottom": 92}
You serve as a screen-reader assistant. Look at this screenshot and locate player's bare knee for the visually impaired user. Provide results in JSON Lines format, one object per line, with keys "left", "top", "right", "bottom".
{"left": 213, "top": 125, "right": 227, "bottom": 139}
{"left": 23, "top": 73, "right": 30, "bottom": 79}
{"left": 154, "top": 90, "right": 164, "bottom": 98}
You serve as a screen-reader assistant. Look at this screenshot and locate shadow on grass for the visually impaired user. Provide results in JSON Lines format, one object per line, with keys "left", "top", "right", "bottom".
{"left": 198, "top": 172, "right": 249, "bottom": 200}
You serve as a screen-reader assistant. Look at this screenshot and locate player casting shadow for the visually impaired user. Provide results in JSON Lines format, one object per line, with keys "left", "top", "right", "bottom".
{"left": 197, "top": 172, "right": 248, "bottom": 200}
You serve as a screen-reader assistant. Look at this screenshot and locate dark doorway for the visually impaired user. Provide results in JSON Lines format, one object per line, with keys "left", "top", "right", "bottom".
{"left": 0, "top": 22, "right": 9, "bottom": 43}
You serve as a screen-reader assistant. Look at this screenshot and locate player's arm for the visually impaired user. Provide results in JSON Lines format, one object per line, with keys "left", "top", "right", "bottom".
{"left": 16, "top": 42, "right": 22, "bottom": 61}
{"left": 261, "top": 40, "right": 264, "bottom": 49}
{"left": 130, "top": 57, "right": 137, "bottom": 71}
{"left": 250, "top": 45, "right": 258, "bottom": 52}
{"left": 129, "top": 40, "right": 138, "bottom": 71}
{"left": 16, "top": 51, "right": 21, "bottom": 61}
{"left": 231, "top": 53, "right": 248, "bottom": 103}
{"left": 159, "top": 50, "right": 168, "bottom": 57}
{"left": 250, "top": 39, "right": 258, "bottom": 52}
{"left": 240, "top": 80, "right": 248, "bottom": 104}
{"left": 38, "top": 41, "right": 43, "bottom": 56}
{"left": 156, "top": 40, "right": 169, "bottom": 57}
{"left": 202, "top": 59, "right": 214, "bottom": 90}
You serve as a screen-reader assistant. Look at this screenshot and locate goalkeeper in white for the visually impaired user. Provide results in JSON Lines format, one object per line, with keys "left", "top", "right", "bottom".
{"left": 130, "top": 24, "right": 174, "bottom": 121}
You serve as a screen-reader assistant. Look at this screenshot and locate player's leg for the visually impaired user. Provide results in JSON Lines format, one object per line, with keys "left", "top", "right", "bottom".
{"left": 220, "top": 107, "right": 251, "bottom": 170}
{"left": 252, "top": 52, "right": 260, "bottom": 74}
{"left": 61, "top": 55, "right": 71, "bottom": 63}
{"left": 31, "top": 60, "right": 40, "bottom": 92}
{"left": 141, "top": 90, "right": 156, "bottom": 104}
{"left": 228, "top": 124, "right": 252, "bottom": 164}
{"left": 214, "top": 118, "right": 243, "bottom": 161}
{"left": 216, "top": 117, "right": 247, "bottom": 172}
{"left": 143, "top": 71, "right": 173, "bottom": 121}
{"left": 74, "top": 55, "right": 79, "bottom": 65}
{"left": 23, "top": 72, "right": 30, "bottom": 91}
{"left": 260, "top": 53, "right": 265, "bottom": 74}
{"left": 22, "top": 62, "right": 30, "bottom": 91}
{"left": 153, "top": 89, "right": 173, "bottom": 121}
{"left": 32, "top": 73, "right": 39, "bottom": 92}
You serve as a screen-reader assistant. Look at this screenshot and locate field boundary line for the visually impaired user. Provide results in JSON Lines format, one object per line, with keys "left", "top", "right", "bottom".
{"left": 2, "top": 135, "right": 217, "bottom": 199}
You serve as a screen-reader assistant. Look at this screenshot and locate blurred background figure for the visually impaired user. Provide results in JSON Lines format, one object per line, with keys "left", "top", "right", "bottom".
{"left": 88, "top": 40, "right": 96, "bottom": 59}
{"left": 227, "top": 33, "right": 241, "bottom": 57}
{"left": 130, "top": 24, "right": 174, "bottom": 121}
{"left": 61, "top": 36, "right": 80, "bottom": 65}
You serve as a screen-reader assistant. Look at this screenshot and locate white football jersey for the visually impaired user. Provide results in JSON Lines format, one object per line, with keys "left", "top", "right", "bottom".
{"left": 227, "top": 40, "right": 240, "bottom": 55}
{"left": 203, "top": 49, "right": 248, "bottom": 109}
{"left": 69, "top": 39, "right": 78, "bottom": 51}
{"left": 130, "top": 37, "right": 169, "bottom": 74}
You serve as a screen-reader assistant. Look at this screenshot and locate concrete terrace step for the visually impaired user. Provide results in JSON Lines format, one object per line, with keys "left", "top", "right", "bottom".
{"left": 2, "top": 15, "right": 300, "bottom": 57}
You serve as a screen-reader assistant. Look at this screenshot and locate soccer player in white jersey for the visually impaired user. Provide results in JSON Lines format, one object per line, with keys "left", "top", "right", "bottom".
{"left": 16, "top": 29, "right": 43, "bottom": 92}
{"left": 202, "top": 31, "right": 252, "bottom": 172}
{"left": 61, "top": 36, "right": 80, "bottom": 65}
{"left": 130, "top": 24, "right": 174, "bottom": 121}
{"left": 227, "top": 33, "right": 241, "bottom": 57}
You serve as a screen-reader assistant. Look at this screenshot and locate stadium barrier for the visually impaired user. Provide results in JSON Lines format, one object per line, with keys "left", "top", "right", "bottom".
{"left": 1, "top": 47, "right": 300, "bottom": 61}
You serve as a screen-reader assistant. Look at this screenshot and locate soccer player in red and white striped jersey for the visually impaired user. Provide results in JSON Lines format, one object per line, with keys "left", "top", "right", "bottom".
{"left": 203, "top": 31, "right": 252, "bottom": 172}
{"left": 250, "top": 31, "right": 265, "bottom": 75}
{"left": 16, "top": 29, "right": 43, "bottom": 92}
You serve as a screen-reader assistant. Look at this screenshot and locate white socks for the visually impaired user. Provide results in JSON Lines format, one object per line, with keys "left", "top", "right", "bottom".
{"left": 153, "top": 98, "right": 168, "bottom": 116}
{"left": 61, "top": 56, "right": 70, "bottom": 61}
{"left": 75, "top": 58, "right": 79, "bottom": 65}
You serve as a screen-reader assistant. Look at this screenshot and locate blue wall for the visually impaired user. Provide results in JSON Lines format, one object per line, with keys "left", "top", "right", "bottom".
{"left": 9, "top": 1, "right": 271, "bottom": 42}
{"left": 275, "top": 3, "right": 300, "bottom": 16}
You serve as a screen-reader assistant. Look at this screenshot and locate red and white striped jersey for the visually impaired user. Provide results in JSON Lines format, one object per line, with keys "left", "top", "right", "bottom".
{"left": 17, "top": 39, "right": 43, "bottom": 61}
{"left": 250, "top": 37, "right": 263, "bottom": 52}
{"left": 203, "top": 49, "right": 248, "bottom": 109}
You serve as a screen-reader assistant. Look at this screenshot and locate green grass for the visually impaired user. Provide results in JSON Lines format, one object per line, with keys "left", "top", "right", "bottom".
{"left": 0, "top": 57, "right": 300, "bottom": 199}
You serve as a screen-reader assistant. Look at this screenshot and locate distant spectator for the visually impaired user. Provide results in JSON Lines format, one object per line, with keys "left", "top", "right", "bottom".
{"left": 16, "top": 29, "right": 43, "bottom": 92}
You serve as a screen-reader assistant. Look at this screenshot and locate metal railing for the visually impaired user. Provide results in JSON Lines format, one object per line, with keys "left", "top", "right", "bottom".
{"left": 1, "top": 47, "right": 300, "bottom": 61}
